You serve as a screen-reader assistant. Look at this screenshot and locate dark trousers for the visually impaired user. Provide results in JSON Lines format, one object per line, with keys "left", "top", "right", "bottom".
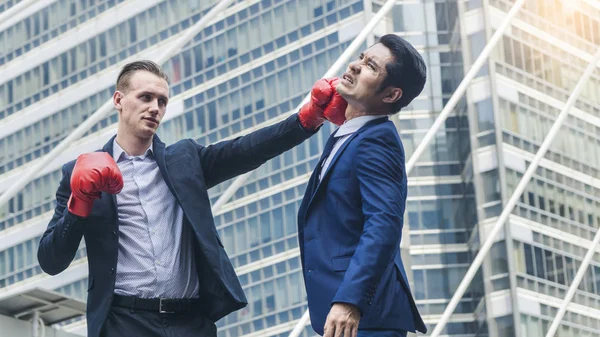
{"left": 101, "top": 305, "right": 216, "bottom": 337}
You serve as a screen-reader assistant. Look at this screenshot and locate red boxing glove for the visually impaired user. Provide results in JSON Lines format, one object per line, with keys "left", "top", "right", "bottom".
{"left": 322, "top": 78, "right": 347, "bottom": 126}
{"left": 298, "top": 79, "right": 333, "bottom": 130}
{"left": 68, "top": 152, "right": 124, "bottom": 218}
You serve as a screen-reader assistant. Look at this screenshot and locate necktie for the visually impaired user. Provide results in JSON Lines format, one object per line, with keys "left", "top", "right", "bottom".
{"left": 306, "top": 132, "right": 338, "bottom": 197}
{"left": 318, "top": 132, "right": 339, "bottom": 176}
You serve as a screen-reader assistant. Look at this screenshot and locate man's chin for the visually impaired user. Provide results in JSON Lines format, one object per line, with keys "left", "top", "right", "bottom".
{"left": 137, "top": 128, "right": 157, "bottom": 139}
{"left": 336, "top": 87, "right": 349, "bottom": 99}
{"left": 338, "top": 91, "right": 354, "bottom": 104}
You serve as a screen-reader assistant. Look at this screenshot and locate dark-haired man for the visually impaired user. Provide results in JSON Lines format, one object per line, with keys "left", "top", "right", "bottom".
{"left": 297, "top": 34, "right": 428, "bottom": 337}
{"left": 38, "top": 60, "right": 345, "bottom": 337}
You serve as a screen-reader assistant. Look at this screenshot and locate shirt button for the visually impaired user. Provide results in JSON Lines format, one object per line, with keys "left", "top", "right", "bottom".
{"left": 156, "top": 261, "right": 161, "bottom": 266}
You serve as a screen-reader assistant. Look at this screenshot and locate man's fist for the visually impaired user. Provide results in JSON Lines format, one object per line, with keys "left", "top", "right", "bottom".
{"left": 298, "top": 78, "right": 347, "bottom": 129}
{"left": 68, "top": 152, "right": 123, "bottom": 217}
{"left": 298, "top": 79, "right": 332, "bottom": 130}
{"left": 322, "top": 78, "right": 347, "bottom": 126}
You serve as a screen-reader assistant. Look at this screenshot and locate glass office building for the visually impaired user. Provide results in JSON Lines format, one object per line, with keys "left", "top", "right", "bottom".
{"left": 0, "top": 1, "right": 599, "bottom": 336}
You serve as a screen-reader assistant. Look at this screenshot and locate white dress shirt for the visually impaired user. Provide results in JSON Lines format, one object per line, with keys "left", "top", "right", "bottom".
{"left": 112, "top": 139, "right": 199, "bottom": 299}
{"left": 319, "top": 115, "right": 388, "bottom": 181}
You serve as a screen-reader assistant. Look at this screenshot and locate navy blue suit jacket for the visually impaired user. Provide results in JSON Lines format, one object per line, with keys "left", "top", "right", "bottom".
{"left": 38, "top": 114, "right": 314, "bottom": 337}
{"left": 297, "top": 118, "right": 427, "bottom": 335}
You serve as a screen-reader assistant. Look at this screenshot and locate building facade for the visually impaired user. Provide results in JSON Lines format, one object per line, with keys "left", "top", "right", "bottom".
{"left": 451, "top": 0, "right": 600, "bottom": 336}
{"left": 0, "top": 0, "right": 599, "bottom": 337}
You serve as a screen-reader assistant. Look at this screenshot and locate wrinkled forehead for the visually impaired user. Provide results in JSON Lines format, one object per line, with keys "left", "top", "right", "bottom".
{"left": 362, "top": 43, "right": 394, "bottom": 66}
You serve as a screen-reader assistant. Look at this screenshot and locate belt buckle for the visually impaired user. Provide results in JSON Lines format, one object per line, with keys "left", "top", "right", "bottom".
{"left": 159, "top": 298, "right": 174, "bottom": 314}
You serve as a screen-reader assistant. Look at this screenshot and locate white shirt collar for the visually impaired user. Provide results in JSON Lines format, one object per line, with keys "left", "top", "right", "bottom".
{"left": 112, "top": 138, "right": 153, "bottom": 161}
{"left": 334, "top": 115, "right": 388, "bottom": 138}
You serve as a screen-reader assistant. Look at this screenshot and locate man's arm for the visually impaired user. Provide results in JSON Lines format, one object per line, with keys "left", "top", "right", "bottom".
{"left": 193, "top": 113, "right": 316, "bottom": 189}
{"left": 194, "top": 78, "right": 347, "bottom": 189}
{"left": 38, "top": 164, "right": 85, "bottom": 275}
{"left": 38, "top": 153, "right": 122, "bottom": 275}
{"left": 331, "top": 132, "right": 406, "bottom": 314}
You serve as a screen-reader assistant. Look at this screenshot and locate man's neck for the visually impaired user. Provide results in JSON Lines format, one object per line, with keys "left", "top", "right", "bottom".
{"left": 345, "top": 105, "right": 387, "bottom": 121}
{"left": 115, "top": 133, "right": 152, "bottom": 156}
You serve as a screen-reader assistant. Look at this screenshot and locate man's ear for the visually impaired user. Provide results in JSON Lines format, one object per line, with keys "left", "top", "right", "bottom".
{"left": 383, "top": 87, "right": 403, "bottom": 104}
{"left": 113, "top": 91, "right": 124, "bottom": 110}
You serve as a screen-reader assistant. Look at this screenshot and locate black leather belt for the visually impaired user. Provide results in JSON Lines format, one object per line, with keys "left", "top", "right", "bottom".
{"left": 113, "top": 295, "right": 201, "bottom": 314}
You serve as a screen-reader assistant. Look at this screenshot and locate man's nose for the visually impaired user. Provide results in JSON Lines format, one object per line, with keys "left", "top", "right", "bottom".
{"left": 149, "top": 99, "right": 160, "bottom": 113}
{"left": 349, "top": 60, "right": 360, "bottom": 73}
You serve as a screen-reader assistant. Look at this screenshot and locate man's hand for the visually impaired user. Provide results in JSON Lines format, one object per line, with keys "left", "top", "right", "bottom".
{"left": 68, "top": 152, "right": 124, "bottom": 217}
{"left": 322, "top": 78, "right": 347, "bottom": 126}
{"left": 298, "top": 79, "right": 334, "bottom": 130}
{"left": 323, "top": 303, "right": 360, "bottom": 337}
{"left": 298, "top": 77, "right": 347, "bottom": 130}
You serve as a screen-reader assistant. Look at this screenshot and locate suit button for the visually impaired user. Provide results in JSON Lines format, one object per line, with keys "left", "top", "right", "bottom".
{"left": 110, "top": 268, "right": 115, "bottom": 275}
{"left": 112, "top": 230, "right": 117, "bottom": 237}
{"left": 305, "top": 235, "right": 313, "bottom": 241}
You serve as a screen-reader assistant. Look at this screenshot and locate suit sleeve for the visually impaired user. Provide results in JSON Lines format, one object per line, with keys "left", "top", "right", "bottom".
{"left": 193, "top": 113, "right": 317, "bottom": 189}
{"left": 331, "top": 134, "right": 406, "bottom": 314}
{"left": 37, "top": 164, "right": 85, "bottom": 275}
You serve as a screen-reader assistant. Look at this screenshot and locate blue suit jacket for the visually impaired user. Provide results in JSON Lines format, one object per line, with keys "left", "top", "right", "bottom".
{"left": 297, "top": 118, "right": 427, "bottom": 335}
{"left": 38, "top": 114, "right": 314, "bottom": 337}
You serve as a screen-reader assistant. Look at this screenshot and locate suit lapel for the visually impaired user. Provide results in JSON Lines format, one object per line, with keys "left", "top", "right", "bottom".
{"left": 302, "top": 118, "right": 389, "bottom": 220}
{"left": 308, "top": 132, "right": 338, "bottom": 192}
{"left": 100, "top": 136, "right": 119, "bottom": 221}
{"left": 152, "top": 135, "right": 173, "bottom": 190}
{"left": 299, "top": 131, "right": 338, "bottom": 224}
{"left": 303, "top": 132, "right": 357, "bottom": 215}
{"left": 314, "top": 132, "right": 357, "bottom": 190}
{"left": 152, "top": 135, "right": 185, "bottom": 210}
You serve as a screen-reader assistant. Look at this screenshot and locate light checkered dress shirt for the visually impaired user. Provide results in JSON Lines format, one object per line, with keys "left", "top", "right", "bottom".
{"left": 112, "top": 139, "right": 199, "bottom": 299}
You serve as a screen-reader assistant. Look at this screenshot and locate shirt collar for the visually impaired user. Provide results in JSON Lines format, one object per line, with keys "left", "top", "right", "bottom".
{"left": 334, "top": 115, "right": 388, "bottom": 138}
{"left": 112, "top": 138, "right": 153, "bottom": 162}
